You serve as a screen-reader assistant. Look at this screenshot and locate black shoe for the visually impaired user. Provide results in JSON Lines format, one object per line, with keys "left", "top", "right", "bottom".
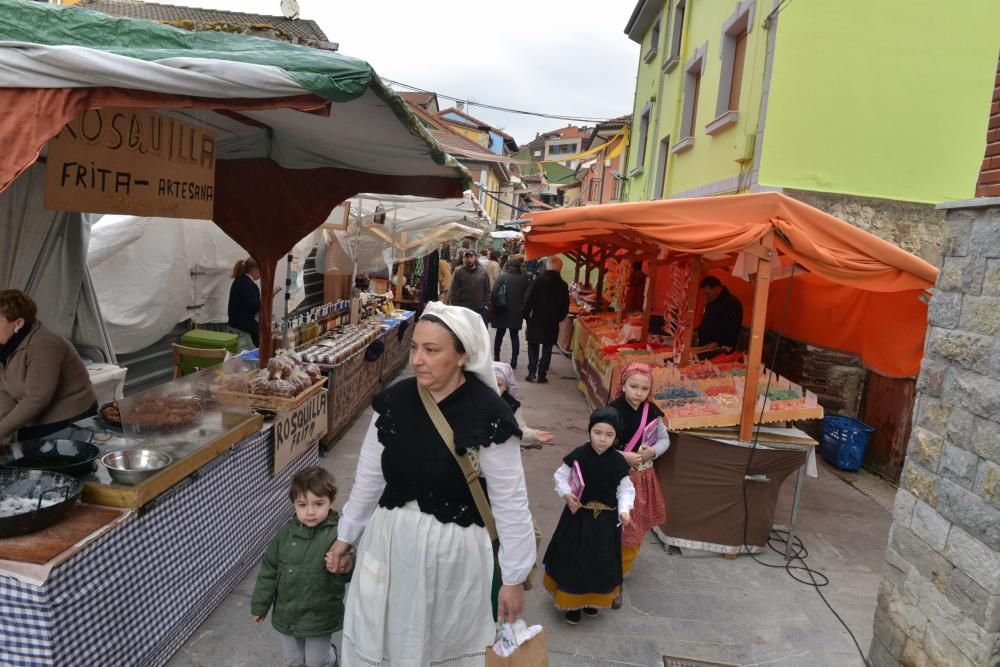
{"left": 537, "top": 376, "right": 549, "bottom": 384}
{"left": 525, "top": 374, "right": 537, "bottom": 382}
{"left": 582, "top": 607, "right": 598, "bottom": 617}
{"left": 564, "top": 609, "right": 582, "bottom": 625}
{"left": 511, "top": 358, "right": 518, "bottom": 369}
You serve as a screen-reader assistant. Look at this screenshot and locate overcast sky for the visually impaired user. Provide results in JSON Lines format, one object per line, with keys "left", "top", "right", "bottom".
{"left": 166, "top": 0, "right": 640, "bottom": 146}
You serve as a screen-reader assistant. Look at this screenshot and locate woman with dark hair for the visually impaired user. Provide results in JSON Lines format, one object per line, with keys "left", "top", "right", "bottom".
{"left": 326, "top": 302, "right": 535, "bottom": 667}
{"left": 228, "top": 257, "right": 261, "bottom": 349}
{"left": 0, "top": 289, "right": 97, "bottom": 442}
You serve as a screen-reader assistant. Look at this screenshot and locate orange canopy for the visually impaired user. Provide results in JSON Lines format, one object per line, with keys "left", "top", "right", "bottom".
{"left": 524, "top": 192, "right": 938, "bottom": 378}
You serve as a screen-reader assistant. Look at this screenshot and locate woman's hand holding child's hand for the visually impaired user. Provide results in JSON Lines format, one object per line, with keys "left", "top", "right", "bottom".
{"left": 619, "top": 512, "right": 632, "bottom": 526}
{"left": 563, "top": 493, "right": 581, "bottom": 514}
{"left": 252, "top": 615, "right": 264, "bottom": 624}
{"left": 325, "top": 540, "right": 353, "bottom": 574}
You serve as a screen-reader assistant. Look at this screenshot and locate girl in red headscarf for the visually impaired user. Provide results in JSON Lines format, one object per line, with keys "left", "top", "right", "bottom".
{"left": 607, "top": 362, "right": 669, "bottom": 606}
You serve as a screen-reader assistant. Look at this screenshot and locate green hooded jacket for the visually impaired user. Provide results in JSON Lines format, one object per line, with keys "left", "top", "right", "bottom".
{"left": 251, "top": 511, "right": 349, "bottom": 637}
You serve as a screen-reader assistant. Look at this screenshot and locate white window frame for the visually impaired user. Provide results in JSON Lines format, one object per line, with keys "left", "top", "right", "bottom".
{"left": 664, "top": 0, "right": 686, "bottom": 74}
{"left": 654, "top": 135, "right": 670, "bottom": 198}
{"left": 634, "top": 101, "right": 653, "bottom": 171}
{"left": 708, "top": 0, "right": 755, "bottom": 136}
{"left": 673, "top": 42, "right": 707, "bottom": 154}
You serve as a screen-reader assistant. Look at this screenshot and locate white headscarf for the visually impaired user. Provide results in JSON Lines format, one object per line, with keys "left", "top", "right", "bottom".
{"left": 492, "top": 361, "right": 519, "bottom": 398}
{"left": 420, "top": 301, "right": 499, "bottom": 394}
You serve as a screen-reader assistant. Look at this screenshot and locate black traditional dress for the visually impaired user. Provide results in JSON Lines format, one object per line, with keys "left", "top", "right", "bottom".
{"left": 543, "top": 443, "right": 631, "bottom": 610}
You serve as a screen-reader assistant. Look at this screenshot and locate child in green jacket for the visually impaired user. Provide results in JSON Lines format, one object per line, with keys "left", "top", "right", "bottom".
{"left": 252, "top": 467, "right": 349, "bottom": 667}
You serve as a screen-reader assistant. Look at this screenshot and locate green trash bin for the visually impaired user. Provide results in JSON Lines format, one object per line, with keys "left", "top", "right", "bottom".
{"left": 178, "top": 329, "right": 239, "bottom": 375}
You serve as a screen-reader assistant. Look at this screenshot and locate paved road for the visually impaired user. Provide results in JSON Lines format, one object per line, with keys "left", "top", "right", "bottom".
{"left": 169, "top": 336, "right": 893, "bottom": 667}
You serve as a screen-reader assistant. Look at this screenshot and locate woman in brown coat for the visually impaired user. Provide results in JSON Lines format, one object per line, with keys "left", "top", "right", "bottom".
{"left": 0, "top": 290, "right": 97, "bottom": 441}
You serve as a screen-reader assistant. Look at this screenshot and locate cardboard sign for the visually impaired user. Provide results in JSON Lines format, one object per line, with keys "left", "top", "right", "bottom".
{"left": 44, "top": 108, "right": 216, "bottom": 218}
{"left": 273, "top": 390, "right": 329, "bottom": 475}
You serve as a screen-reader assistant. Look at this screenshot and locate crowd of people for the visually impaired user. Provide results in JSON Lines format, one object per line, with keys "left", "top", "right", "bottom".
{"left": 245, "top": 251, "right": 677, "bottom": 666}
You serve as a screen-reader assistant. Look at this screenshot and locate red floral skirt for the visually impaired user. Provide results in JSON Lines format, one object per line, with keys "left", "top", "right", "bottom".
{"left": 621, "top": 465, "right": 666, "bottom": 549}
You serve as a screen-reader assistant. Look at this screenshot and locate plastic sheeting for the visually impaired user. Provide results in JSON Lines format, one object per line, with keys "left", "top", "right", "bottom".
{"left": 88, "top": 216, "right": 318, "bottom": 354}
{"left": 318, "top": 192, "right": 488, "bottom": 276}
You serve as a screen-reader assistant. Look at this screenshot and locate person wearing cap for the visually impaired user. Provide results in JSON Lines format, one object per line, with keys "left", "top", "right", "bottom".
{"left": 449, "top": 250, "right": 491, "bottom": 322}
{"left": 326, "top": 302, "right": 535, "bottom": 667}
{"left": 543, "top": 407, "right": 635, "bottom": 625}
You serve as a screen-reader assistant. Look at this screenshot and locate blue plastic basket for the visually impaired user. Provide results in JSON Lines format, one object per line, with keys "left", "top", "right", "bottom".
{"left": 821, "top": 415, "right": 875, "bottom": 471}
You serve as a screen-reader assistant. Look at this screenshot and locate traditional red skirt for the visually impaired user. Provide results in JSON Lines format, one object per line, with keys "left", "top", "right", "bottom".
{"left": 621, "top": 464, "right": 666, "bottom": 549}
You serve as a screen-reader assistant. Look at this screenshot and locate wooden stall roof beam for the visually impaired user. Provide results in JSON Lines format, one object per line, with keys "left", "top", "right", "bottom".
{"left": 739, "top": 231, "right": 775, "bottom": 442}
{"left": 680, "top": 255, "right": 703, "bottom": 366}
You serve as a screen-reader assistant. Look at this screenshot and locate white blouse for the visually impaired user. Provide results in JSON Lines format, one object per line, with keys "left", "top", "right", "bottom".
{"left": 553, "top": 463, "right": 636, "bottom": 514}
{"left": 338, "top": 413, "right": 537, "bottom": 586}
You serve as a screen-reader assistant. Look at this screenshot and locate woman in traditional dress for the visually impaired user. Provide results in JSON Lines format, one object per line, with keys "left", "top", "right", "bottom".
{"left": 325, "top": 302, "right": 536, "bottom": 667}
{"left": 607, "top": 362, "right": 669, "bottom": 606}
{"left": 543, "top": 406, "right": 634, "bottom": 624}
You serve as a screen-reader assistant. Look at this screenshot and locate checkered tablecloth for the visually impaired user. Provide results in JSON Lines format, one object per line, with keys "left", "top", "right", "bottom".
{"left": 0, "top": 428, "right": 319, "bottom": 667}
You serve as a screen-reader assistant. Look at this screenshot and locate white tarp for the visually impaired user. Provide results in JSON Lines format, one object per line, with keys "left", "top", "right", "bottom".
{"left": 320, "top": 192, "right": 489, "bottom": 275}
{"left": 88, "top": 215, "right": 317, "bottom": 354}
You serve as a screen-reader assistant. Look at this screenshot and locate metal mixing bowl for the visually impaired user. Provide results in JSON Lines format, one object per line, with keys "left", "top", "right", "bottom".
{"left": 100, "top": 449, "right": 173, "bottom": 486}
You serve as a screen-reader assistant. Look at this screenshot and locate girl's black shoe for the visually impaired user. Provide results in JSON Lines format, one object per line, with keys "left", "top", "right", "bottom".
{"left": 564, "top": 609, "right": 582, "bottom": 625}
{"left": 583, "top": 607, "right": 599, "bottom": 617}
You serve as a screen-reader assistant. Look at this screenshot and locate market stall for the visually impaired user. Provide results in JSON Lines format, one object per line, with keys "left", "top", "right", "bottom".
{"left": 0, "top": 3, "right": 470, "bottom": 665}
{"left": 524, "top": 191, "right": 938, "bottom": 553}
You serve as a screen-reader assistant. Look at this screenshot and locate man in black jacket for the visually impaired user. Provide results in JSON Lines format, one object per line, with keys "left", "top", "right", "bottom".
{"left": 695, "top": 276, "right": 743, "bottom": 352}
{"left": 449, "top": 250, "right": 491, "bottom": 322}
{"left": 523, "top": 257, "right": 569, "bottom": 383}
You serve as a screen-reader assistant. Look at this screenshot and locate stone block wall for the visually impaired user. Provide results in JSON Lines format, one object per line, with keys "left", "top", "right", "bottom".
{"left": 869, "top": 204, "right": 1000, "bottom": 667}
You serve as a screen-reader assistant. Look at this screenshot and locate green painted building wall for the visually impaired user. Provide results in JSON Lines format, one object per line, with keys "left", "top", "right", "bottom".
{"left": 758, "top": 0, "right": 1000, "bottom": 204}
{"left": 624, "top": 0, "right": 1000, "bottom": 205}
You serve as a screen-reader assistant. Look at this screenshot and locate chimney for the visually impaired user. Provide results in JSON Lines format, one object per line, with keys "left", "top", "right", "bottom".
{"left": 457, "top": 100, "right": 465, "bottom": 111}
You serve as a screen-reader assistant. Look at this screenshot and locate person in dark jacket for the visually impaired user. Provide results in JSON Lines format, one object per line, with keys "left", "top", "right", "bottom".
{"left": 449, "top": 250, "right": 491, "bottom": 322}
{"left": 228, "top": 257, "right": 261, "bottom": 348}
{"left": 252, "top": 467, "right": 349, "bottom": 667}
{"left": 491, "top": 255, "right": 530, "bottom": 368}
{"left": 695, "top": 276, "right": 744, "bottom": 353}
{"left": 523, "top": 257, "right": 570, "bottom": 383}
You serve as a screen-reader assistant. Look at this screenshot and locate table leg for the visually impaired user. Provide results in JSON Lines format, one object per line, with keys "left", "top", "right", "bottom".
{"left": 785, "top": 460, "right": 806, "bottom": 561}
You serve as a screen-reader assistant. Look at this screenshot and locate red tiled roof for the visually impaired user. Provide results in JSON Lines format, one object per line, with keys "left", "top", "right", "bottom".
{"left": 399, "top": 91, "right": 436, "bottom": 108}
{"left": 77, "top": 0, "right": 328, "bottom": 41}
{"left": 430, "top": 130, "right": 496, "bottom": 161}
{"left": 438, "top": 107, "right": 515, "bottom": 142}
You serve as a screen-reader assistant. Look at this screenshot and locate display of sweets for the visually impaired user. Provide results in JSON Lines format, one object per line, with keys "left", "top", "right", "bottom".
{"left": 297, "top": 324, "right": 381, "bottom": 366}
{"left": 225, "top": 350, "right": 322, "bottom": 399}
{"left": 655, "top": 387, "right": 700, "bottom": 400}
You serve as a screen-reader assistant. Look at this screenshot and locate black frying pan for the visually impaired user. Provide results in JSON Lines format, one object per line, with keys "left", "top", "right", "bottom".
{"left": 0, "top": 469, "right": 83, "bottom": 538}
{"left": 0, "top": 428, "right": 101, "bottom": 478}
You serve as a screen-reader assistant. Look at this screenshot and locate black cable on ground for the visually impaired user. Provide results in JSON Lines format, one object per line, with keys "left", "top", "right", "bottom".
{"left": 736, "top": 265, "right": 871, "bottom": 667}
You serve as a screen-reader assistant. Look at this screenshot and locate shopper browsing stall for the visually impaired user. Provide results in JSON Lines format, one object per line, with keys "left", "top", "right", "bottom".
{"left": 544, "top": 406, "right": 634, "bottom": 624}
{"left": 0, "top": 290, "right": 97, "bottom": 442}
{"left": 607, "top": 363, "right": 669, "bottom": 590}
{"left": 252, "top": 467, "right": 348, "bottom": 667}
{"left": 228, "top": 257, "right": 262, "bottom": 349}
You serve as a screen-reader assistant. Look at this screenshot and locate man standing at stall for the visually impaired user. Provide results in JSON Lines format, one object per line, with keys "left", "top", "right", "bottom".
{"left": 694, "top": 276, "right": 744, "bottom": 356}
{"left": 449, "top": 250, "right": 491, "bottom": 323}
{"left": 523, "top": 256, "right": 569, "bottom": 384}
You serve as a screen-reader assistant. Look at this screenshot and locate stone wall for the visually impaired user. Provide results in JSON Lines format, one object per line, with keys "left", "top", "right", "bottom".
{"left": 868, "top": 204, "right": 1000, "bottom": 667}
{"left": 785, "top": 189, "right": 949, "bottom": 267}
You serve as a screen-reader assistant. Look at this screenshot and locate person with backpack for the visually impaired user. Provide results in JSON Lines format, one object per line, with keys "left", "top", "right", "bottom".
{"left": 491, "top": 255, "right": 529, "bottom": 369}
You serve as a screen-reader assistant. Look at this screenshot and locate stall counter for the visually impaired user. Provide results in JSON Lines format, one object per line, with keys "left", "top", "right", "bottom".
{"left": 0, "top": 425, "right": 318, "bottom": 667}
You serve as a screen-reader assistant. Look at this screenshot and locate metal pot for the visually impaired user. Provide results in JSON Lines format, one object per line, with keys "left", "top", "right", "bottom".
{"left": 0, "top": 469, "right": 83, "bottom": 538}
{"left": 0, "top": 428, "right": 101, "bottom": 478}
{"left": 101, "top": 449, "right": 173, "bottom": 486}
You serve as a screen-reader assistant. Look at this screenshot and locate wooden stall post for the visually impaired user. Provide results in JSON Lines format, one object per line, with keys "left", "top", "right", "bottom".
{"left": 616, "top": 255, "right": 634, "bottom": 328}
{"left": 574, "top": 253, "right": 583, "bottom": 285}
{"left": 680, "top": 256, "right": 703, "bottom": 366}
{"left": 594, "top": 247, "right": 607, "bottom": 311}
{"left": 639, "top": 258, "right": 660, "bottom": 344}
{"left": 739, "top": 233, "right": 774, "bottom": 441}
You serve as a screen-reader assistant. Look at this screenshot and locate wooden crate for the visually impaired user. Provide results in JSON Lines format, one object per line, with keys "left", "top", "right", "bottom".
{"left": 215, "top": 377, "right": 326, "bottom": 412}
{"left": 82, "top": 414, "right": 263, "bottom": 509}
{"left": 664, "top": 406, "right": 824, "bottom": 432}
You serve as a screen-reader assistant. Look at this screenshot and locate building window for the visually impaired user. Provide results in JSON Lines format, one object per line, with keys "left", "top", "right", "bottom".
{"left": 644, "top": 13, "right": 662, "bottom": 63}
{"left": 664, "top": 0, "right": 686, "bottom": 73}
{"left": 654, "top": 136, "right": 670, "bottom": 198}
{"left": 674, "top": 43, "right": 706, "bottom": 154}
{"left": 589, "top": 178, "right": 602, "bottom": 202}
{"left": 709, "top": 0, "right": 754, "bottom": 136}
{"left": 636, "top": 102, "right": 652, "bottom": 168}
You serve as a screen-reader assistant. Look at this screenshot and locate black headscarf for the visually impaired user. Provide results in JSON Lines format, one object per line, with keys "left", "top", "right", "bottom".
{"left": 588, "top": 406, "right": 623, "bottom": 437}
